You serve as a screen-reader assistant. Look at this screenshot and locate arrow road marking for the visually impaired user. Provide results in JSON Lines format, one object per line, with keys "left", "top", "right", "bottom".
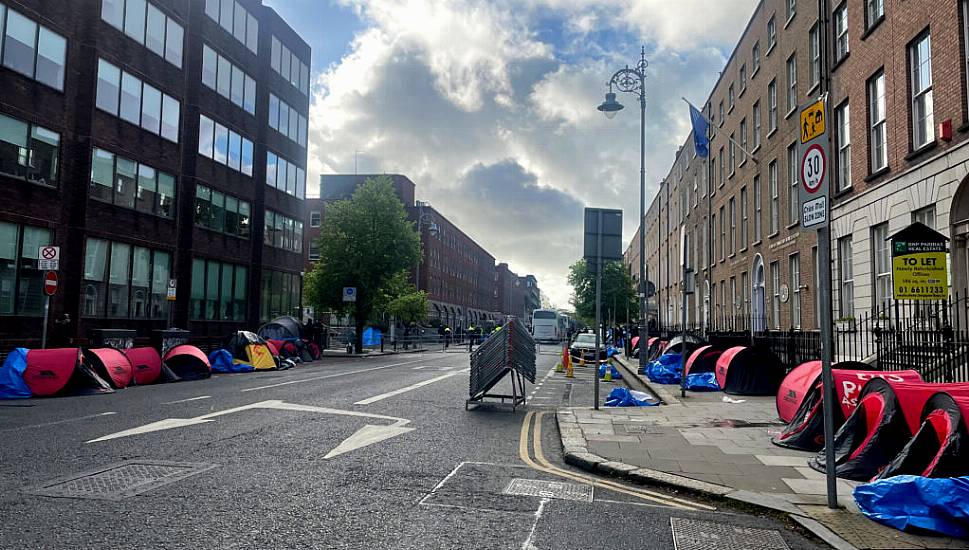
{"left": 323, "top": 425, "right": 415, "bottom": 459}
{"left": 354, "top": 368, "right": 469, "bottom": 405}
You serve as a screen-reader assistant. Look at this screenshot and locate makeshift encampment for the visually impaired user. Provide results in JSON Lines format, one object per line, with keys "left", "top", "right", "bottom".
{"left": 605, "top": 387, "right": 659, "bottom": 407}
{"left": 875, "top": 392, "right": 969, "bottom": 480}
{"left": 776, "top": 360, "right": 873, "bottom": 423}
{"left": 23, "top": 348, "right": 113, "bottom": 396}
{"left": 854, "top": 475, "right": 969, "bottom": 538}
{"left": 208, "top": 349, "right": 253, "bottom": 373}
{"left": 0, "top": 348, "right": 31, "bottom": 399}
{"left": 163, "top": 345, "right": 211, "bottom": 380}
{"left": 124, "top": 347, "right": 175, "bottom": 385}
{"left": 684, "top": 372, "right": 720, "bottom": 391}
{"left": 774, "top": 368, "right": 922, "bottom": 451}
{"left": 684, "top": 345, "right": 723, "bottom": 377}
{"left": 224, "top": 331, "right": 278, "bottom": 371}
{"left": 714, "top": 346, "right": 784, "bottom": 396}
{"left": 646, "top": 338, "right": 667, "bottom": 361}
{"left": 83, "top": 348, "right": 133, "bottom": 389}
{"left": 646, "top": 353, "right": 682, "bottom": 385}
{"left": 257, "top": 315, "right": 303, "bottom": 340}
{"left": 810, "top": 380, "right": 969, "bottom": 480}
{"left": 663, "top": 334, "right": 703, "bottom": 357}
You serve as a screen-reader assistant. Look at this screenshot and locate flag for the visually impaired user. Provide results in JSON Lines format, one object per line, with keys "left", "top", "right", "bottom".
{"left": 689, "top": 104, "right": 710, "bottom": 158}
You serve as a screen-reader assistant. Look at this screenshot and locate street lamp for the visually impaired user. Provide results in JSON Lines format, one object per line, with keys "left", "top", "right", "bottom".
{"left": 415, "top": 201, "right": 438, "bottom": 349}
{"left": 599, "top": 46, "right": 649, "bottom": 374}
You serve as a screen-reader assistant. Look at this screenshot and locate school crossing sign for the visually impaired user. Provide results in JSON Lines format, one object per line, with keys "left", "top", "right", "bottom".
{"left": 890, "top": 222, "right": 949, "bottom": 300}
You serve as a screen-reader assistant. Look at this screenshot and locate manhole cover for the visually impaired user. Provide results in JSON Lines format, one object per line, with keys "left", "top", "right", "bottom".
{"left": 670, "top": 517, "right": 789, "bottom": 550}
{"left": 503, "top": 478, "right": 593, "bottom": 502}
{"left": 26, "top": 461, "right": 216, "bottom": 500}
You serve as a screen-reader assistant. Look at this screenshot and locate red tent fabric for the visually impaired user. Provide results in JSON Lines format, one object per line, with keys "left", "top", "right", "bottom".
{"left": 84, "top": 348, "right": 133, "bottom": 389}
{"left": 876, "top": 393, "right": 969, "bottom": 480}
{"left": 714, "top": 346, "right": 784, "bottom": 395}
{"left": 264, "top": 339, "right": 281, "bottom": 357}
{"left": 684, "top": 345, "right": 723, "bottom": 377}
{"left": 23, "top": 348, "right": 113, "bottom": 397}
{"left": 776, "top": 361, "right": 873, "bottom": 423}
{"left": 124, "top": 347, "right": 164, "bottom": 385}
{"left": 163, "top": 345, "right": 211, "bottom": 380}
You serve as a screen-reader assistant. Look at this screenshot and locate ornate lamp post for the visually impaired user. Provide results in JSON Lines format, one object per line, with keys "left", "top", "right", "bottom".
{"left": 414, "top": 201, "right": 438, "bottom": 349}
{"left": 598, "top": 46, "right": 649, "bottom": 374}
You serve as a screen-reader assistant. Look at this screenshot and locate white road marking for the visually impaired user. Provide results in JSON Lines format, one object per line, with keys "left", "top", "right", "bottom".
{"left": 162, "top": 395, "right": 211, "bottom": 405}
{"left": 1, "top": 411, "right": 116, "bottom": 432}
{"left": 418, "top": 461, "right": 468, "bottom": 505}
{"left": 239, "top": 357, "right": 430, "bottom": 392}
{"left": 521, "top": 497, "right": 549, "bottom": 550}
{"left": 354, "top": 368, "right": 470, "bottom": 405}
{"left": 324, "top": 424, "right": 415, "bottom": 459}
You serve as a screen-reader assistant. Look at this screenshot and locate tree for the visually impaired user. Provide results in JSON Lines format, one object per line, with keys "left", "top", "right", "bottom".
{"left": 567, "top": 259, "right": 637, "bottom": 326}
{"left": 304, "top": 176, "right": 421, "bottom": 352}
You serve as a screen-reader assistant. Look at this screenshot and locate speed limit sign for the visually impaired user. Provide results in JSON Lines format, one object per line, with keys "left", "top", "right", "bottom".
{"left": 798, "top": 98, "right": 830, "bottom": 230}
{"left": 801, "top": 144, "right": 826, "bottom": 193}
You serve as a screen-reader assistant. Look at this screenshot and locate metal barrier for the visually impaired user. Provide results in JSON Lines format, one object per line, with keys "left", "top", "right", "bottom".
{"left": 466, "top": 318, "right": 536, "bottom": 410}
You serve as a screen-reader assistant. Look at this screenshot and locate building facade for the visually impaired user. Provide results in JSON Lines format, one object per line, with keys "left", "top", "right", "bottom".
{"left": 0, "top": 0, "right": 310, "bottom": 344}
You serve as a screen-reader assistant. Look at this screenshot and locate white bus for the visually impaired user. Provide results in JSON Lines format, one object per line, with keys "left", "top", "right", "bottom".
{"left": 532, "top": 309, "right": 562, "bottom": 343}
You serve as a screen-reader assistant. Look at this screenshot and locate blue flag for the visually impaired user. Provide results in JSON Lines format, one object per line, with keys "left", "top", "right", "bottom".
{"left": 689, "top": 104, "right": 710, "bottom": 158}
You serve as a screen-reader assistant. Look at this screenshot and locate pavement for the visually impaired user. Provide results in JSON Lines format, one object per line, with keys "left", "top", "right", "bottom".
{"left": 554, "top": 353, "right": 969, "bottom": 550}
{"left": 0, "top": 346, "right": 828, "bottom": 549}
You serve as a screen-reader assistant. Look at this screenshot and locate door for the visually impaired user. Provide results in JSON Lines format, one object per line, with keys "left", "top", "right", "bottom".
{"left": 752, "top": 255, "right": 766, "bottom": 333}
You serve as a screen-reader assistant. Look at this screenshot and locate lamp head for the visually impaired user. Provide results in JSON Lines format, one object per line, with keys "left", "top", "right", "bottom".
{"left": 598, "top": 92, "right": 624, "bottom": 119}
{"left": 428, "top": 222, "right": 440, "bottom": 237}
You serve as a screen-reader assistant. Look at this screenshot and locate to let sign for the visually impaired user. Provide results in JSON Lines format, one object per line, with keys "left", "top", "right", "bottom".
{"left": 890, "top": 222, "right": 949, "bottom": 300}
{"left": 798, "top": 98, "right": 829, "bottom": 230}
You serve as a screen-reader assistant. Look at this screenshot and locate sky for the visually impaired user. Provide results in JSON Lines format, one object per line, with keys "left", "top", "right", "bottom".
{"left": 265, "top": 0, "right": 759, "bottom": 309}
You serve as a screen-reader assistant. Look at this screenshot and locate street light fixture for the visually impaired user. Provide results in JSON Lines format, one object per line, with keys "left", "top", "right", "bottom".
{"left": 599, "top": 46, "right": 649, "bottom": 375}
{"left": 414, "top": 201, "right": 438, "bottom": 349}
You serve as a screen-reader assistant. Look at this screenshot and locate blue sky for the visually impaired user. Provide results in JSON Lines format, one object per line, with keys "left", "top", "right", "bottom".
{"left": 270, "top": 0, "right": 759, "bottom": 308}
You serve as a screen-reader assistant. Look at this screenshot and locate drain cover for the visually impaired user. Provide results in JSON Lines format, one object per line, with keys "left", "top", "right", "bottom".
{"left": 26, "top": 461, "right": 216, "bottom": 500}
{"left": 670, "top": 517, "right": 789, "bottom": 550}
{"left": 504, "top": 478, "right": 593, "bottom": 502}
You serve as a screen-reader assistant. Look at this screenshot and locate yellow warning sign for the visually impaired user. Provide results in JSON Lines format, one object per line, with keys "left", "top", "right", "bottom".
{"left": 892, "top": 250, "right": 948, "bottom": 300}
{"left": 800, "top": 100, "right": 825, "bottom": 144}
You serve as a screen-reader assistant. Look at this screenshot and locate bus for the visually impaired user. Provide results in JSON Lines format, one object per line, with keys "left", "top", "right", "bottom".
{"left": 531, "top": 309, "right": 562, "bottom": 343}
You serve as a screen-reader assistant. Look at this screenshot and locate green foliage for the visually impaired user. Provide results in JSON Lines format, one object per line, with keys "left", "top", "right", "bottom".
{"left": 567, "top": 259, "right": 637, "bottom": 325}
{"left": 304, "top": 176, "right": 421, "bottom": 350}
{"left": 372, "top": 270, "right": 429, "bottom": 326}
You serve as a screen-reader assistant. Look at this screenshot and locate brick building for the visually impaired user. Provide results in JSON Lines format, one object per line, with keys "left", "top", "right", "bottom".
{"left": 0, "top": 0, "right": 310, "bottom": 344}
{"left": 628, "top": 0, "right": 969, "bottom": 333}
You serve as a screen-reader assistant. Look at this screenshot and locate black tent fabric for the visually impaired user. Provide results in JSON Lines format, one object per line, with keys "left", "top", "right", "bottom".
{"left": 162, "top": 345, "right": 211, "bottom": 381}
{"left": 875, "top": 392, "right": 969, "bottom": 480}
{"left": 257, "top": 316, "right": 303, "bottom": 340}
{"left": 664, "top": 335, "right": 704, "bottom": 357}
{"left": 715, "top": 346, "right": 784, "bottom": 396}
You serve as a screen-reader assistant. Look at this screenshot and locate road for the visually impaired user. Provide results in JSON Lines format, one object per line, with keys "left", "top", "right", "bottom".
{"left": 0, "top": 347, "right": 825, "bottom": 549}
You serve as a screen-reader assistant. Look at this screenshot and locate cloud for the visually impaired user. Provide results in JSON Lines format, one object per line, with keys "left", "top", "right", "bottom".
{"left": 308, "top": 0, "right": 755, "bottom": 307}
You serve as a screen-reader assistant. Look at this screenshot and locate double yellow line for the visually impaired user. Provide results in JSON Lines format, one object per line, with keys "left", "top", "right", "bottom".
{"left": 518, "top": 411, "right": 714, "bottom": 511}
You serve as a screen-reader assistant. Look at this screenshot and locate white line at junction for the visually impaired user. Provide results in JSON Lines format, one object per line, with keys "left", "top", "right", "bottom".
{"left": 0, "top": 411, "right": 117, "bottom": 432}
{"left": 162, "top": 395, "right": 211, "bottom": 405}
{"left": 239, "top": 356, "right": 431, "bottom": 392}
{"left": 354, "top": 368, "right": 470, "bottom": 405}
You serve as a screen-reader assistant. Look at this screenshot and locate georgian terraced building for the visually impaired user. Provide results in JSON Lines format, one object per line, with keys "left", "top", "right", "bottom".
{"left": 628, "top": 0, "right": 969, "bottom": 332}
{"left": 0, "top": 0, "right": 310, "bottom": 345}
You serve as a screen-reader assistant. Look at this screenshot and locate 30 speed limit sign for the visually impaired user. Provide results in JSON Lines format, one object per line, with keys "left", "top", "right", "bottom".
{"left": 801, "top": 144, "right": 826, "bottom": 193}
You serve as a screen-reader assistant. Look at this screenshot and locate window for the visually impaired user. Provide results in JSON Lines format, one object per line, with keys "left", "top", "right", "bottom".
{"left": 263, "top": 211, "right": 303, "bottom": 253}
{"left": 310, "top": 211, "right": 321, "bottom": 227}
{"left": 753, "top": 174, "right": 762, "bottom": 241}
{"left": 729, "top": 135, "right": 735, "bottom": 175}
{"left": 201, "top": 45, "right": 256, "bottom": 115}
{"left": 740, "top": 186, "right": 748, "bottom": 248}
{"left": 770, "top": 261, "right": 780, "bottom": 329}
{"left": 728, "top": 84, "right": 735, "bottom": 111}
{"left": 740, "top": 118, "right": 748, "bottom": 164}
{"left": 790, "top": 253, "right": 801, "bottom": 328}
{"left": 101, "top": 0, "right": 183, "bottom": 68}
{"left": 719, "top": 101, "right": 724, "bottom": 127}
{"left": 731, "top": 277, "right": 737, "bottom": 316}
{"left": 868, "top": 71, "right": 887, "bottom": 172}
{"left": 787, "top": 143, "right": 798, "bottom": 225}
{"left": 913, "top": 205, "right": 935, "bottom": 229}
{"left": 964, "top": 1, "right": 969, "bottom": 118}
{"left": 866, "top": 0, "right": 884, "bottom": 29}
{"left": 768, "top": 160, "right": 778, "bottom": 234}
{"left": 96, "top": 59, "right": 180, "bottom": 142}
{"left": 872, "top": 223, "right": 890, "bottom": 313}
{"left": 308, "top": 243, "right": 320, "bottom": 262}
{"left": 270, "top": 34, "right": 309, "bottom": 96}
{"left": 265, "top": 150, "right": 306, "bottom": 199}
{"left": 710, "top": 213, "right": 716, "bottom": 262}
{"left": 0, "top": 112, "right": 60, "bottom": 186}
{"left": 835, "top": 101, "right": 851, "bottom": 192}
{"left": 719, "top": 205, "right": 725, "bottom": 261}
{"left": 834, "top": 3, "right": 849, "bottom": 63}
{"left": 197, "top": 114, "right": 253, "bottom": 176}
{"left": 81, "top": 239, "right": 169, "bottom": 320}
{"left": 190, "top": 258, "right": 247, "bottom": 321}
{"left": 260, "top": 270, "right": 300, "bottom": 322}
{"left": 718, "top": 147, "right": 724, "bottom": 186}
{"left": 204, "top": 0, "right": 258, "bottom": 54}
{"left": 768, "top": 79, "right": 777, "bottom": 133}
{"left": 910, "top": 33, "right": 934, "bottom": 149}
{"left": 89, "top": 147, "right": 175, "bottom": 218}
{"left": 194, "top": 184, "right": 250, "bottom": 237}
{"left": 752, "top": 42, "right": 761, "bottom": 74}
{"left": 786, "top": 54, "right": 797, "bottom": 113}
{"left": 729, "top": 197, "right": 736, "bottom": 254}
{"left": 268, "top": 93, "right": 307, "bottom": 146}
{"left": 838, "top": 237, "right": 853, "bottom": 318}
{"left": 786, "top": 0, "right": 796, "bottom": 21}
{"left": 809, "top": 24, "right": 820, "bottom": 87}
{"left": 740, "top": 64, "right": 747, "bottom": 93}
{"left": 2, "top": 8, "right": 66, "bottom": 91}
{"left": 107, "top": 241, "right": 131, "bottom": 318}
{"left": 752, "top": 102, "right": 761, "bottom": 149}
{"left": 767, "top": 15, "right": 776, "bottom": 51}
{"left": 0, "top": 222, "right": 52, "bottom": 315}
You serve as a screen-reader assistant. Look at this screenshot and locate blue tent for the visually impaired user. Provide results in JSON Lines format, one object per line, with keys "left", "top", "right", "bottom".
{"left": 0, "top": 348, "right": 31, "bottom": 399}
{"left": 207, "top": 349, "right": 254, "bottom": 373}
{"left": 363, "top": 327, "right": 382, "bottom": 346}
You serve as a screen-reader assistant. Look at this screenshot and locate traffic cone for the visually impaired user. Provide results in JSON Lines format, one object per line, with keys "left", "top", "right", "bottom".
{"left": 603, "top": 360, "right": 613, "bottom": 381}
{"left": 578, "top": 356, "right": 585, "bottom": 367}
{"left": 555, "top": 360, "right": 564, "bottom": 373}
{"left": 565, "top": 354, "right": 573, "bottom": 378}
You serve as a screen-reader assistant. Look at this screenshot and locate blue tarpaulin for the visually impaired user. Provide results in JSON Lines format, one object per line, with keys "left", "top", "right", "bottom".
{"left": 363, "top": 327, "right": 382, "bottom": 346}
{"left": 598, "top": 363, "right": 622, "bottom": 380}
{"left": 854, "top": 475, "right": 969, "bottom": 538}
{"left": 208, "top": 349, "right": 254, "bottom": 373}
{"left": 605, "top": 387, "right": 660, "bottom": 407}
{"left": 646, "top": 353, "right": 682, "bottom": 385}
{"left": 0, "top": 348, "right": 31, "bottom": 399}
{"left": 684, "top": 371, "right": 720, "bottom": 391}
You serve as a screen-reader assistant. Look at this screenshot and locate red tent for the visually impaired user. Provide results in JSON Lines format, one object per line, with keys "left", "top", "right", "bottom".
{"left": 773, "top": 368, "right": 921, "bottom": 451}
{"left": 684, "top": 345, "right": 723, "bottom": 377}
{"left": 875, "top": 392, "right": 969, "bottom": 480}
{"left": 123, "top": 347, "right": 175, "bottom": 385}
{"left": 714, "top": 346, "right": 784, "bottom": 395}
{"left": 811, "top": 380, "right": 969, "bottom": 481}
{"left": 163, "top": 345, "right": 211, "bottom": 380}
{"left": 776, "top": 360, "right": 874, "bottom": 423}
{"left": 23, "top": 348, "right": 113, "bottom": 397}
{"left": 83, "top": 348, "right": 133, "bottom": 389}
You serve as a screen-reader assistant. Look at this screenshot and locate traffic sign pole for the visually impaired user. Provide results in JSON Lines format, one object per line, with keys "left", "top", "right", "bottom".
{"left": 41, "top": 295, "right": 50, "bottom": 349}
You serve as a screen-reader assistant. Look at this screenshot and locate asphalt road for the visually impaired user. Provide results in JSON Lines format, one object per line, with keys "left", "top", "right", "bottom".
{"left": 0, "top": 347, "right": 826, "bottom": 550}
